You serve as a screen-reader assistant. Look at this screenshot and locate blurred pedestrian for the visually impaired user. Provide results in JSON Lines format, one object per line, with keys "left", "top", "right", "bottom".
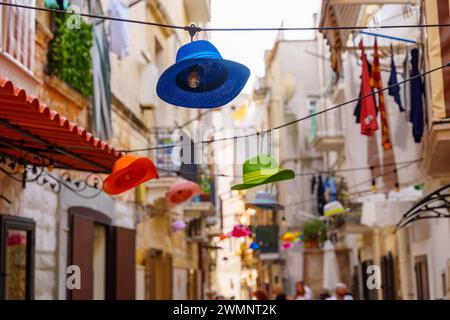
{"left": 254, "top": 289, "right": 268, "bottom": 300}
{"left": 326, "top": 283, "right": 353, "bottom": 300}
{"left": 295, "top": 281, "right": 313, "bottom": 300}
{"left": 319, "top": 290, "right": 331, "bottom": 300}
{"left": 272, "top": 286, "right": 291, "bottom": 300}
{"left": 206, "top": 291, "right": 216, "bottom": 300}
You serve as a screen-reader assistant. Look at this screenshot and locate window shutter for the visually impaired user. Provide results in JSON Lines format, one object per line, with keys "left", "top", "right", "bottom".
{"left": 69, "top": 214, "right": 94, "bottom": 300}
{"left": 113, "top": 226, "right": 135, "bottom": 300}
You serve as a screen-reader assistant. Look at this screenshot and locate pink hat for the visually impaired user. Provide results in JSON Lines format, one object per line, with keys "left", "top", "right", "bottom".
{"left": 172, "top": 220, "right": 187, "bottom": 232}
{"left": 228, "top": 225, "right": 252, "bottom": 238}
{"left": 281, "top": 242, "right": 294, "bottom": 250}
{"left": 166, "top": 178, "right": 202, "bottom": 207}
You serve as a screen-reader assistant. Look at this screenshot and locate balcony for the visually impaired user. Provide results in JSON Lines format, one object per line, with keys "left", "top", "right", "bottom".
{"left": 184, "top": 200, "right": 215, "bottom": 218}
{"left": 313, "top": 132, "right": 345, "bottom": 152}
{"left": 423, "top": 122, "right": 450, "bottom": 178}
{"left": 184, "top": 0, "right": 211, "bottom": 23}
{"left": 0, "top": 3, "right": 40, "bottom": 94}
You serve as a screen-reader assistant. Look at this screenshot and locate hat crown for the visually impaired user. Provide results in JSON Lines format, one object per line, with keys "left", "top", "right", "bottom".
{"left": 176, "top": 40, "right": 222, "bottom": 63}
{"left": 112, "top": 154, "right": 138, "bottom": 172}
{"left": 172, "top": 220, "right": 187, "bottom": 231}
{"left": 242, "top": 154, "right": 280, "bottom": 182}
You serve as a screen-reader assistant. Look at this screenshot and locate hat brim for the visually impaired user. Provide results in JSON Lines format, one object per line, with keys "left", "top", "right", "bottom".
{"left": 103, "top": 157, "right": 158, "bottom": 195}
{"left": 167, "top": 182, "right": 202, "bottom": 207}
{"left": 231, "top": 169, "right": 295, "bottom": 191}
{"left": 245, "top": 202, "right": 285, "bottom": 211}
{"left": 156, "top": 58, "right": 250, "bottom": 108}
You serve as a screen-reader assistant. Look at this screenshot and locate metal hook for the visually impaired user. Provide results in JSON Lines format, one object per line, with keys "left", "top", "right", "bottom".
{"left": 187, "top": 24, "right": 199, "bottom": 42}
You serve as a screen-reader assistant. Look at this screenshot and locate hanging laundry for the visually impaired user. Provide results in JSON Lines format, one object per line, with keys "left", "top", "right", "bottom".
{"left": 388, "top": 45, "right": 405, "bottom": 112}
{"left": 358, "top": 40, "right": 379, "bottom": 136}
{"left": 92, "top": 0, "right": 113, "bottom": 140}
{"left": 354, "top": 59, "right": 374, "bottom": 124}
{"left": 108, "top": 0, "right": 130, "bottom": 59}
{"left": 370, "top": 38, "right": 392, "bottom": 150}
{"left": 409, "top": 48, "right": 424, "bottom": 143}
{"left": 354, "top": 88, "right": 362, "bottom": 124}
{"left": 310, "top": 175, "right": 316, "bottom": 195}
{"left": 317, "top": 175, "right": 325, "bottom": 216}
{"left": 402, "top": 50, "right": 410, "bottom": 118}
{"left": 308, "top": 101, "right": 318, "bottom": 143}
{"left": 323, "top": 176, "right": 330, "bottom": 202}
{"left": 329, "top": 175, "right": 336, "bottom": 202}
{"left": 71, "top": 0, "right": 84, "bottom": 8}
{"left": 44, "top": 0, "right": 69, "bottom": 10}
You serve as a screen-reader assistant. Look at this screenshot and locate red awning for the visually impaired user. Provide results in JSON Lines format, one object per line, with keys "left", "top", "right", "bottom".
{"left": 0, "top": 76, "right": 122, "bottom": 173}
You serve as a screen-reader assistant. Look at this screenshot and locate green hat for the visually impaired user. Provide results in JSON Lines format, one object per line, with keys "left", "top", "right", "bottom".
{"left": 231, "top": 154, "right": 295, "bottom": 190}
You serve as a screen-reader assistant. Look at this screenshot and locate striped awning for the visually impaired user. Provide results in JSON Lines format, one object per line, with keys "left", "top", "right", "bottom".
{"left": 319, "top": 0, "right": 362, "bottom": 74}
{"left": 0, "top": 76, "right": 123, "bottom": 173}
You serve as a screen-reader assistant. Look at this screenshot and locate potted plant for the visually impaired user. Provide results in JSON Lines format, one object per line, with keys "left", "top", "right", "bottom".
{"left": 301, "top": 219, "right": 327, "bottom": 249}
{"left": 199, "top": 175, "right": 211, "bottom": 201}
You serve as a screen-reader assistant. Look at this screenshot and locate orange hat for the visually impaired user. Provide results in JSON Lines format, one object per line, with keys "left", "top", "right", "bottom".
{"left": 219, "top": 233, "right": 228, "bottom": 241}
{"left": 103, "top": 155, "right": 159, "bottom": 195}
{"left": 166, "top": 178, "right": 201, "bottom": 207}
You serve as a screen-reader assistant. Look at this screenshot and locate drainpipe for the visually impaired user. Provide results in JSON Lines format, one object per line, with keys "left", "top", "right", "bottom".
{"left": 397, "top": 227, "right": 414, "bottom": 300}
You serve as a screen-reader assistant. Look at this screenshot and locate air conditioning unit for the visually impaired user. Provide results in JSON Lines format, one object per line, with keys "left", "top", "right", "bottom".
{"left": 139, "top": 63, "right": 159, "bottom": 109}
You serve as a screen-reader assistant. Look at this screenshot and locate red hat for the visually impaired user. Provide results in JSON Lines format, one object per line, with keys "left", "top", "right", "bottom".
{"left": 103, "top": 155, "right": 159, "bottom": 195}
{"left": 166, "top": 178, "right": 201, "bottom": 207}
{"left": 219, "top": 233, "right": 228, "bottom": 241}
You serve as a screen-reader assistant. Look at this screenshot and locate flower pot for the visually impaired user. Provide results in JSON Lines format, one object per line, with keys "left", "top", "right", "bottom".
{"left": 304, "top": 239, "right": 319, "bottom": 249}
{"left": 199, "top": 193, "right": 211, "bottom": 202}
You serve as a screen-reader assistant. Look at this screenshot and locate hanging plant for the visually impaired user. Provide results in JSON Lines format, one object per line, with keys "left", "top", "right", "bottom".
{"left": 199, "top": 175, "right": 211, "bottom": 194}
{"left": 301, "top": 219, "right": 327, "bottom": 248}
{"left": 47, "top": 13, "right": 93, "bottom": 97}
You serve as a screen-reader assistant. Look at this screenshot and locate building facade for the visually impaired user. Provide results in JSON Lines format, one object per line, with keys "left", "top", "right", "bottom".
{"left": 0, "top": 0, "right": 213, "bottom": 300}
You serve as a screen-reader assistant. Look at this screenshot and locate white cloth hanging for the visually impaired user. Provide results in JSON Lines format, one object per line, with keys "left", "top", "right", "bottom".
{"left": 323, "top": 240, "right": 340, "bottom": 292}
{"left": 108, "top": 0, "right": 130, "bottom": 58}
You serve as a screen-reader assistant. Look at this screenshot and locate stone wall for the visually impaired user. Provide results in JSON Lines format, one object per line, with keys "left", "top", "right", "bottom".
{"left": 0, "top": 172, "right": 59, "bottom": 300}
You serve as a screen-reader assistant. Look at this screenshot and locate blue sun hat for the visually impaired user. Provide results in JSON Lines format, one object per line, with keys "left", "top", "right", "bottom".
{"left": 156, "top": 40, "right": 250, "bottom": 108}
{"left": 245, "top": 191, "right": 285, "bottom": 211}
{"left": 249, "top": 242, "right": 261, "bottom": 250}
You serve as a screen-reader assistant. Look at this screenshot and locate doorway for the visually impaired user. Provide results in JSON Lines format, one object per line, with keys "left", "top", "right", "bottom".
{"left": 414, "top": 255, "right": 430, "bottom": 300}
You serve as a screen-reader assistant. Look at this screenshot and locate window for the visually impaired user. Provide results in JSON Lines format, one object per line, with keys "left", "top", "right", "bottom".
{"left": 380, "top": 253, "right": 395, "bottom": 300}
{"left": 414, "top": 255, "right": 430, "bottom": 300}
{"left": 155, "top": 129, "right": 180, "bottom": 175}
{"left": 92, "top": 225, "right": 106, "bottom": 300}
{"left": 68, "top": 207, "right": 135, "bottom": 300}
{"left": 0, "top": 214, "right": 35, "bottom": 300}
{"left": 0, "top": 0, "right": 36, "bottom": 71}
{"left": 188, "top": 218, "right": 203, "bottom": 239}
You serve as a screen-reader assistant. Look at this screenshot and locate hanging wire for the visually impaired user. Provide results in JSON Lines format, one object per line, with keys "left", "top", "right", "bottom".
{"left": 125, "top": 63, "right": 450, "bottom": 152}
{"left": 1, "top": 1, "right": 447, "bottom": 154}
{"left": 158, "top": 158, "right": 421, "bottom": 179}
{"left": 2, "top": 2, "right": 450, "bottom": 33}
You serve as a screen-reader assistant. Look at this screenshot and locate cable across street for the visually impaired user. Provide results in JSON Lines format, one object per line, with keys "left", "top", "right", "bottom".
{"left": 124, "top": 63, "right": 450, "bottom": 152}
{"left": 2, "top": 1, "right": 450, "bottom": 35}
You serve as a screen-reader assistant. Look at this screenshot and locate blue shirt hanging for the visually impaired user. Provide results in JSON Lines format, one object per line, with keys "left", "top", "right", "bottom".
{"left": 409, "top": 48, "right": 424, "bottom": 143}
{"left": 317, "top": 175, "right": 325, "bottom": 215}
{"left": 388, "top": 46, "right": 405, "bottom": 112}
